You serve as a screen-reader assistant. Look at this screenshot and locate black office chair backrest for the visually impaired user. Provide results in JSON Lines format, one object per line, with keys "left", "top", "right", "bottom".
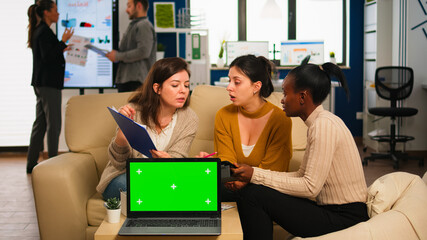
{"left": 375, "top": 66, "right": 414, "bottom": 107}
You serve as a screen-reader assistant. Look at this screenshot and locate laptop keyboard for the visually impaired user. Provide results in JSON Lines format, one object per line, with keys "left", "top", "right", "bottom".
{"left": 126, "top": 219, "right": 219, "bottom": 228}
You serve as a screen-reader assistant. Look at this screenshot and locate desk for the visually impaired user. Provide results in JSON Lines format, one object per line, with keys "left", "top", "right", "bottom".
{"left": 214, "top": 80, "right": 340, "bottom": 113}
{"left": 214, "top": 80, "right": 283, "bottom": 92}
{"left": 94, "top": 202, "right": 243, "bottom": 240}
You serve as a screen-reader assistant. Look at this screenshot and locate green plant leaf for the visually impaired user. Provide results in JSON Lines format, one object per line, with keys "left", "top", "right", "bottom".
{"left": 105, "top": 197, "right": 121, "bottom": 210}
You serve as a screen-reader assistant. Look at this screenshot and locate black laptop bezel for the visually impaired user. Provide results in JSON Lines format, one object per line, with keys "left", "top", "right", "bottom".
{"left": 126, "top": 158, "right": 221, "bottom": 218}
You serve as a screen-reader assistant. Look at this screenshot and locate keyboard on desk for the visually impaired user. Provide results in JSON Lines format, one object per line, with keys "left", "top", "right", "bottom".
{"left": 126, "top": 219, "right": 219, "bottom": 228}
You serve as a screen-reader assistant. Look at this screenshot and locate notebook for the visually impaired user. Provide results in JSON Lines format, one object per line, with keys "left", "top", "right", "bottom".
{"left": 107, "top": 107, "right": 156, "bottom": 158}
{"left": 118, "top": 158, "right": 222, "bottom": 236}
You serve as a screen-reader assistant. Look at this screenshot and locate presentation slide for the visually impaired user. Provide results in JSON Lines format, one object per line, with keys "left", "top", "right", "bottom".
{"left": 226, "top": 41, "right": 269, "bottom": 66}
{"left": 57, "top": 0, "right": 117, "bottom": 88}
{"left": 129, "top": 162, "right": 218, "bottom": 212}
{"left": 281, "top": 40, "right": 324, "bottom": 66}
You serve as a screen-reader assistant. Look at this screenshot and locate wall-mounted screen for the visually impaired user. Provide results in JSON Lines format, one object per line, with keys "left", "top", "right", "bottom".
{"left": 280, "top": 40, "right": 324, "bottom": 66}
{"left": 226, "top": 41, "right": 269, "bottom": 66}
{"left": 57, "top": 0, "right": 118, "bottom": 88}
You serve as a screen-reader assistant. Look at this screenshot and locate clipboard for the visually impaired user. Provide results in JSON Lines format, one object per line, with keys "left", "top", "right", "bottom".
{"left": 107, "top": 107, "right": 157, "bottom": 158}
{"left": 85, "top": 44, "right": 108, "bottom": 56}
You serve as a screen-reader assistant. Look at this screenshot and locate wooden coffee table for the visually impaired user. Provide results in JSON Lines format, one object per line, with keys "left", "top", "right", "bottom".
{"left": 94, "top": 202, "right": 243, "bottom": 240}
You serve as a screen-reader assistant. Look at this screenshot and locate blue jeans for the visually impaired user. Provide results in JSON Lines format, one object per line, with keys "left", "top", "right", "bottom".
{"left": 102, "top": 173, "right": 127, "bottom": 201}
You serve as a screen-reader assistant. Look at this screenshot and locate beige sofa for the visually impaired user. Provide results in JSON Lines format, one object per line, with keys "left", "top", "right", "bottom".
{"left": 32, "top": 85, "right": 427, "bottom": 240}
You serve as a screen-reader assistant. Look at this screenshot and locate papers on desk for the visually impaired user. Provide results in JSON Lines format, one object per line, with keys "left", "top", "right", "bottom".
{"left": 221, "top": 203, "right": 235, "bottom": 211}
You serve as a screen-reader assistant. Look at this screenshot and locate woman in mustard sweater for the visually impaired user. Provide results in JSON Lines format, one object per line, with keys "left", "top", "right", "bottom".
{"left": 231, "top": 62, "right": 368, "bottom": 239}
{"left": 200, "top": 55, "right": 292, "bottom": 201}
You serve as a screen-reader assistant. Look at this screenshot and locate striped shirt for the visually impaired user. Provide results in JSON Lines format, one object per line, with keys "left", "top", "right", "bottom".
{"left": 251, "top": 105, "right": 367, "bottom": 205}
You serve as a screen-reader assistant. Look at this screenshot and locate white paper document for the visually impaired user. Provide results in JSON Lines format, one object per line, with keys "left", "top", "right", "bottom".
{"left": 66, "top": 35, "right": 91, "bottom": 66}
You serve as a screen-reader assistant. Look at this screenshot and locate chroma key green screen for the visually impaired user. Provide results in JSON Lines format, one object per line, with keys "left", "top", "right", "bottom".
{"left": 129, "top": 162, "right": 218, "bottom": 211}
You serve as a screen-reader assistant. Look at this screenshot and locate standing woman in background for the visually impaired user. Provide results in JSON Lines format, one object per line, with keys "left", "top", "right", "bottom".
{"left": 26, "top": 0, "right": 73, "bottom": 173}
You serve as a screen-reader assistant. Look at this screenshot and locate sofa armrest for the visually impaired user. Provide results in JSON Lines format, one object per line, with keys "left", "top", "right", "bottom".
{"left": 32, "top": 152, "right": 99, "bottom": 240}
{"left": 291, "top": 210, "right": 418, "bottom": 240}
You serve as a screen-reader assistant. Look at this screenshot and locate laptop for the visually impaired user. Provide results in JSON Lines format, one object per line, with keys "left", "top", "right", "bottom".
{"left": 118, "top": 158, "right": 222, "bottom": 236}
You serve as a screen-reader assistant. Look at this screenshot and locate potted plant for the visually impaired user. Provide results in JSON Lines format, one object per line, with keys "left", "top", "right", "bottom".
{"left": 104, "top": 197, "right": 121, "bottom": 223}
{"left": 329, "top": 51, "right": 336, "bottom": 64}
{"left": 217, "top": 40, "right": 225, "bottom": 68}
{"left": 156, "top": 43, "right": 166, "bottom": 60}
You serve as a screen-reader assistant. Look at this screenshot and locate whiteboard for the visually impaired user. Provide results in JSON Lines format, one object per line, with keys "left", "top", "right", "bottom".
{"left": 226, "top": 41, "right": 269, "bottom": 66}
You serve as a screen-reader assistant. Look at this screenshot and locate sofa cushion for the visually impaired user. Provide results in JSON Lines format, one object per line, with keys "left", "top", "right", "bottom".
{"left": 289, "top": 117, "right": 307, "bottom": 150}
{"left": 423, "top": 171, "right": 427, "bottom": 184}
{"left": 392, "top": 174, "right": 427, "bottom": 239}
{"left": 85, "top": 147, "right": 109, "bottom": 179}
{"left": 188, "top": 85, "right": 231, "bottom": 156}
{"left": 293, "top": 210, "right": 418, "bottom": 240}
{"left": 87, "top": 192, "right": 106, "bottom": 226}
{"left": 366, "top": 172, "right": 424, "bottom": 217}
{"left": 65, "top": 92, "right": 132, "bottom": 153}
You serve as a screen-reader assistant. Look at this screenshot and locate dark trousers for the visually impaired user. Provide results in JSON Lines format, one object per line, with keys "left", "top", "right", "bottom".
{"left": 116, "top": 81, "right": 142, "bottom": 92}
{"left": 236, "top": 184, "right": 369, "bottom": 240}
{"left": 27, "top": 87, "right": 62, "bottom": 173}
{"left": 221, "top": 182, "right": 239, "bottom": 202}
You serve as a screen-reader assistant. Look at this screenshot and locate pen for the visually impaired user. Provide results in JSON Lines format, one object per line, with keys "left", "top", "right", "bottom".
{"left": 203, "top": 152, "right": 217, "bottom": 158}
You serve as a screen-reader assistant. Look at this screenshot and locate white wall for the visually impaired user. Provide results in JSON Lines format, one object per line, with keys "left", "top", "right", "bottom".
{"left": 0, "top": 1, "right": 131, "bottom": 151}
{"left": 403, "top": 1, "right": 427, "bottom": 150}
{"left": 0, "top": 1, "right": 36, "bottom": 147}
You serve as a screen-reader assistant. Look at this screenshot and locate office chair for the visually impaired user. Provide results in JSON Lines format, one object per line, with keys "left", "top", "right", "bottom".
{"left": 363, "top": 66, "right": 424, "bottom": 169}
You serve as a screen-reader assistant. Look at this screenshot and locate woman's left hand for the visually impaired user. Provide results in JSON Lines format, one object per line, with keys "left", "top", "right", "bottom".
{"left": 150, "top": 150, "right": 171, "bottom": 158}
{"left": 232, "top": 163, "right": 254, "bottom": 183}
{"left": 224, "top": 181, "right": 248, "bottom": 191}
{"left": 195, "top": 152, "right": 210, "bottom": 158}
{"left": 64, "top": 44, "right": 74, "bottom": 52}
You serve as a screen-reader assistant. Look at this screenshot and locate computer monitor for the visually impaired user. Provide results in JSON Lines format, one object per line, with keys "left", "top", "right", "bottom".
{"left": 57, "top": 0, "right": 118, "bottom": 88}
{"left": 226, "top": 41, "right": 269, "bottom": 66}
{"left": 280, "top": 40, "right": 324, "bottom": 66}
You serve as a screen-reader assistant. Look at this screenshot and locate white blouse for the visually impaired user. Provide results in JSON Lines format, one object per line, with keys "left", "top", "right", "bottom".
{"left": 145, "top": 112, "right": 178, "bottom": 154}
{"left": 241, "top": 144, "right": 255, "bottom": 157}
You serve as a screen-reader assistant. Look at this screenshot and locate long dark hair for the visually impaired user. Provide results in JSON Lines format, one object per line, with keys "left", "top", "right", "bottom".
{"left": 229, "top": 54, "right": 275, "bottom": 98}
{"left": 27, "top": 0, "right": 55, "bottom": 48}
{"left": 288, "top": 62, "right": 350, "bottom": 105}
{"left": 129, "top": 57, "right": 191, "bottom": 129}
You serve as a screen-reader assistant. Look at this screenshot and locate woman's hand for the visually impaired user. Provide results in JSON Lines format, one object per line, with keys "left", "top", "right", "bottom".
{"left": 195, "top": 152, "right": 210, "bottom": 158}
{"left": 118, "top": 105, "right": 136, "bottom": 119}
{"left": 232, "top": 163, "right": 254, "bottom": 183}
{"left": 150, "top": 150, "right": 171, "bottom": 158}
{"left": 63, "top": 44, "right": 74, "bottom": 52}
{"left": 61, "top": 27, "right": 74, "bottom": 43}
{"left": 224, "top": 181, "right": 248, "bottom": 191}
{"left": 114, "top": 105, "right": 136, "bottom": 146}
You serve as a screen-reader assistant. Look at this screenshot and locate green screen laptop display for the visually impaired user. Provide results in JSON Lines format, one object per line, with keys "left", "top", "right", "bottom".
{"left": 129, "top": 161, "right": 218, "bottom": 212}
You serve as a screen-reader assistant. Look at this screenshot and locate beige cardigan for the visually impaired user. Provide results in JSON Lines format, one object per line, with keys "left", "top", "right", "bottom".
{"left": 96, "top": 106, "right": 199, "bottom": 193}
{"left": 251, "top": 105, "right": 367, "bottom": 205}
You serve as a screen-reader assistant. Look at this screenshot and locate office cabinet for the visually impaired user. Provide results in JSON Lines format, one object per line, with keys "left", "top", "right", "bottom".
{"left": 156, "top": 28, "right": 210, "bottom": 90}
{"left": 363, "top": 0, "right": 393, "bottom": 151}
